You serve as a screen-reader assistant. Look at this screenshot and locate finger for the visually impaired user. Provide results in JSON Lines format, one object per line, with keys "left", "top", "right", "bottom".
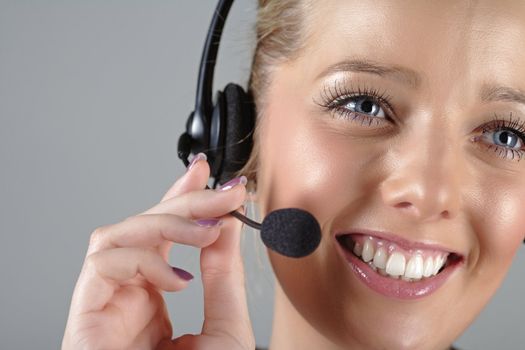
{"left": 88, "top": 214, "right": 222, "bottom": 254}
{"left": 130, "top": 153, "right": 210, "bottom": 260}
{"left": 141, "top": 178, "right": 247, "bottom": 218}
{"left": 74, "top": 247, "right": 193, "bottom": 314}
{"left": 200, "top": 208, "right": 255, "bottom": 342}
{"left": 155, "top": 175, "right": 244, "bottom": 259}
{"left": 120, "top": 288, "right": 172, "bottom": 349}
{"left": 160, "top": 153, "right": 209, "bottom": 203}
{"left": 132, "top": 316, "right": 173, "bottom": 350}
{"left": 104, "top": 286, "right": 161, "bottom": 345}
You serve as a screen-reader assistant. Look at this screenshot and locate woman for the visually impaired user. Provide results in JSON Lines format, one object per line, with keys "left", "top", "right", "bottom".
{"left": 62, "top": 0, "right": 525, "bottom": 349}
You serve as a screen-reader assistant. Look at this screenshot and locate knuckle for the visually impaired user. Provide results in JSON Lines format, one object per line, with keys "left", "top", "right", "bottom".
{"left": 89, "top": 225, "right": 110, "bottom": 245}
{"left": 147, "top": 214, "right": 173, "bottom": 241}
{"left": 152, "top": 213, "right": 170, "bottom": 229}
{"left": 84, "top": 250, "right": 101, "bottom": 270}
{"left": 201, "top": 264, "right": 239, "bottom": 280}
{"left": 135, "top": 246, "right": 159, "bottom": 267}
{"left": 187, "top": 199, "right": 201, "bottom": 220}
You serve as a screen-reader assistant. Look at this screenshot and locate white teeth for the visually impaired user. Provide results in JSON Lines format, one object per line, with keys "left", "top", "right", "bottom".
{"left": 433, "top": 255, "right": 447, "bottom": 276}
{"left": 423, "top": 257, "right": 434, "bottom": 277}
{"left": 404, "top": 254, "right": 424, "bottom": 280}
{"left": 362, "top": 239, "right": 375, "bottom": 262}
{"left": 353, "top": 241, "right": 363, "bottom": 256}
{"left": 345, "top": 236, "right": 451, "bottom": 281}
{"left": 372, "top": 247, "right": 388, "bottom": 269}
{"left": 385, "top": 252, "right": 406, "bottom": 277}
{"left": 432, "top": 256, "right": 441, "bottom": 276}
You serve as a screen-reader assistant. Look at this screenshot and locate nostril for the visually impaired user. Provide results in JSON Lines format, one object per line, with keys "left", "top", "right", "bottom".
{"left": 396, "top": 202, "right": 412, "bottom": 209}
{"left": 393, "top": 202, "right": 422, "bottom": 218}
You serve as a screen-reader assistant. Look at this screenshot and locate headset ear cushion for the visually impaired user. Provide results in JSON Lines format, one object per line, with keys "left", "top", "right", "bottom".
{"left": 220, "top": 83, "right": 255, "bottom": 183}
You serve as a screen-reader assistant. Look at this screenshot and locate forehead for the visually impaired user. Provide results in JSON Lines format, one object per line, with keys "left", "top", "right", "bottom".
{"left": 303, "top": 0, "right": 525, "bottom": 91}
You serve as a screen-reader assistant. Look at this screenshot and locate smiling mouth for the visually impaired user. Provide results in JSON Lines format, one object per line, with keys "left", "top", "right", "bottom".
{"left": 336, "top": 234, "right": 463, "bottom": 282}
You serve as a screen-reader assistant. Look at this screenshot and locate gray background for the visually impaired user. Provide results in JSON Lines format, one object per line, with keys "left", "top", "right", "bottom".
{"left": 1, "top": 1, "right": 524, "bottom": 349}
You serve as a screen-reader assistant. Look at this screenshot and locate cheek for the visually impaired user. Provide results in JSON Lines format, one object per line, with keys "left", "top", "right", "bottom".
{"left": 256, "top": 83, "right": 393, "bottom": 344}
{"left": 469, "top": 178, "right": 525, "bottom": 278}
{"left": 254, "top": 64, "right": 525, "bottom": 348}
{"left": 257, "top": 112, "right": 332, "bottom": 214}
{"left": 257, "top": 104, "right": 374, "bottom": 222}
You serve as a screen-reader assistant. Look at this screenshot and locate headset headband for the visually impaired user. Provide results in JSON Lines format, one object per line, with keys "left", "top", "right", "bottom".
{"left": 178, "top": 0, "right": 235, "bottom": 162}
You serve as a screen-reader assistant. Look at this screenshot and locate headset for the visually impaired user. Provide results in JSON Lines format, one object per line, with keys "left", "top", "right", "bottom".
{"left": 177, "top": 0, "right": 255, "bottom": 189}
{"left": 177, "top": 0, "right": 525, "bottom": 244}
{"left": 176, "top": 0, "right": 323, "bottom": 257}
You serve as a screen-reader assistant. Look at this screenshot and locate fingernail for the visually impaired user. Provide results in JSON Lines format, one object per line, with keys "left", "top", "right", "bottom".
{"left": 172, "top": 266, "right": 194, "bottom": 281}
{"left": 195, "top": 218, "right": 222, "bottom": 227}
{"left": 187, "top": 152, "right": 207, "bottom": 172}
{"left": 217, "top": 176, "right": 247, "bottom": 192}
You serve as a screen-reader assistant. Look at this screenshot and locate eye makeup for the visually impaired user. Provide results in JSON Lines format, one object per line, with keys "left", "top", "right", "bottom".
{"left": 472, "top": 113, "right": 525, "bottom": 162}
{"left": 314, "top": 78, "right": 525, "bottom": 163}
{"left": 314, "top": 78, "right": 396, "bottom": 125}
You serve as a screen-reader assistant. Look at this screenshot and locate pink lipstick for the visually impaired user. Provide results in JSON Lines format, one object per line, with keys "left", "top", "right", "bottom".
{"left": 335, "top": 233, "right": 464, "bottom": 299}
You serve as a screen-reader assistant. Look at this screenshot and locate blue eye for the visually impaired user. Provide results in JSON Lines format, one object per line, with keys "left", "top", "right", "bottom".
{"left": 314, "top": 80, "right": 393, "bottom": 127}
{"left": 315, "top": 81, "right": 525, "bottom": 163}
{"left": 474, "top": 114, "right": 525, "bottom": 162}
{"left": 489, "top": 130, "right": 521, "bottom": 149}
{"left": 342, "top": 96, "right": 386, "bottom": 118}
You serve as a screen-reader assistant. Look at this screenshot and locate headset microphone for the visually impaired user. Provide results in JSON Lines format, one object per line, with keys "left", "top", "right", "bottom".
{"left": 177, "top": 0, "right": 322, "bottom": 257}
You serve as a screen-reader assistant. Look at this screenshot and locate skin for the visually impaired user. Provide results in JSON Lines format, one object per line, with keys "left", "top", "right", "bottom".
{"left": 62, "top": 1, "right": 525, "bottom": 349}
{"left": 62, "top": 160, "right": 255, "bottom": 349}
{"left": 256, "top": 1, "right": 525, "bottom": 349}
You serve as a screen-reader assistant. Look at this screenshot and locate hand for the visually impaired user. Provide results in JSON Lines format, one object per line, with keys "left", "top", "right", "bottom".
{"left": 62, "top": 155, "right": 255, "bottom": 350}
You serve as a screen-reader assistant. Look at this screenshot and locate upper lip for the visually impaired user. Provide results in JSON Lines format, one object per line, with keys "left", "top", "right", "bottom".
{"left": 334, "top": 228, "right": 463, "bottom": 256}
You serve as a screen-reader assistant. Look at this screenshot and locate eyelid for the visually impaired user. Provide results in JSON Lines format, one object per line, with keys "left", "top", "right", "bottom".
{"left": 473, "top": 113, "right": 525, "bottom": 143}
{"left": 316, "top": 78, "right": 398, "bottom": 120}
{"left": 471, "top": 113, "right": 525, "bottom": 162}
{"left": 337, "top": 92, "right": 395, "bottom": 119}
{"left": 317, "top": 81, "right": 525, "bottom": 163}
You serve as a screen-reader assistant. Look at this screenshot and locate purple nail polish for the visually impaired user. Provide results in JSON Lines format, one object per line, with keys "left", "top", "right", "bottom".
{"left": 217, "top": 176, "right": 247, "bottom": 191}
{"left": 195, "top": 218, "right": 222, "bottom": 227}
{"left": 172, "top": 266, "right": 194, "bottom": 281}
{"left": 187, "top": 153, "right": 207, "bottom": 172}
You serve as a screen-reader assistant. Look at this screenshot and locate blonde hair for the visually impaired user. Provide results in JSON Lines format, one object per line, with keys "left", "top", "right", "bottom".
{"left": 238, "top": 0, "right": 313, "bottom": 188}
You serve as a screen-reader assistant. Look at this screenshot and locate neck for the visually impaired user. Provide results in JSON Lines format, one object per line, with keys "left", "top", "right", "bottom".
{"left": 268, "top": 279, "right": 339, "bottom": 350}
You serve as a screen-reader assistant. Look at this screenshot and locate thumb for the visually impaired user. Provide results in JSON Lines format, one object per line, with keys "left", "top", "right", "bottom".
{"left": 199, "top": 206, "right": 255, "bottom": 346}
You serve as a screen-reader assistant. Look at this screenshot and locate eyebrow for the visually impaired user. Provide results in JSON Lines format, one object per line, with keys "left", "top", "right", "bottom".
{"left": 480, "top": 84, "right": 525, "bottom": 106}
{"left": 316, "top": 58, "right": 423, "bottom": 89}
{"left": 317, "top": 58, "right": 525, "bottom": 107}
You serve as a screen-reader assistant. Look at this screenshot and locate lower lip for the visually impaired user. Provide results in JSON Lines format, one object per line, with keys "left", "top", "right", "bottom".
{"left": 335, "top": 238, "right": 462, "bottom": 300}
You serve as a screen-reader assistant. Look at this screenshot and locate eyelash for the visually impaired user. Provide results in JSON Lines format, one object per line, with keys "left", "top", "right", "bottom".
{"left": 474, "top": 113, "right": 525, "bottom": 162}
{"left": 314, "top": 81, "right": 525, "bottom": 162}
{"left": 315, "top": 80, "right": 396, "bottom": 126}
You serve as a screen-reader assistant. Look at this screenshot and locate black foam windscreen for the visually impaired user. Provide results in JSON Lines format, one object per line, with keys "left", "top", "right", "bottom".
{"left": 260, "top": 208, "right": 322, "bottom": 258}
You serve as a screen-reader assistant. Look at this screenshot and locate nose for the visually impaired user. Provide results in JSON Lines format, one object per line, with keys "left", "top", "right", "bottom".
{"left": 379, "top": 125, "right": 462, "bottom": 223}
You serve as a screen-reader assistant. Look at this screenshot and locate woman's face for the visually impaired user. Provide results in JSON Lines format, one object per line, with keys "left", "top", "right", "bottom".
{"left": 256, "top": 0, "right": 525, "bottom": 349}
